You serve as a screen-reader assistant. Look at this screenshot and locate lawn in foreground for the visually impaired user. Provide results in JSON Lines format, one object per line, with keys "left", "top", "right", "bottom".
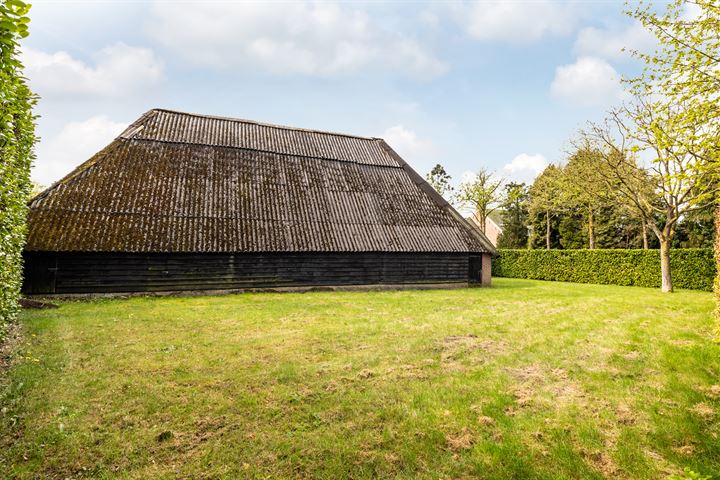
{"left": 1, "top": 278, "right": 719, "bottom": 479}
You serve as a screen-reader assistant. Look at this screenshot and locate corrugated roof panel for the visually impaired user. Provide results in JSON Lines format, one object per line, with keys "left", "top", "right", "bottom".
{"left": 29, "top": 110, "right": 492, "bottom": 254}
{"left": 128, "top": 109, "right": 397, "bottom": 167}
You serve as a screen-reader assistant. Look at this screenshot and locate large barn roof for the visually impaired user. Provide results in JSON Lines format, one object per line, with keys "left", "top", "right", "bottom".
{"left": 27, "top": 109, "right": 495, "bottom": 254}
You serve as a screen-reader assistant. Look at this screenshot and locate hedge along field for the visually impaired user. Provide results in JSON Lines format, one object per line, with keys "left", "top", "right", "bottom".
{"left": 715, "top": 208, "right": 720, "bottom": 328}
{"left": 493, "top": 248, "right": 715, "bottom": 291}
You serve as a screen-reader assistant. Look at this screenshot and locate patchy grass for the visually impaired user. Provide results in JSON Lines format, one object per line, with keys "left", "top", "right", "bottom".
{"left": 1, "top": 278, "right": 719, "bottom": 479}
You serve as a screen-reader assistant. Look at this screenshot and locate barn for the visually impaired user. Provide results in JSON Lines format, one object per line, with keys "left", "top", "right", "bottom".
{"left": 23, "top": 109, "right": 495, "bottom": 295}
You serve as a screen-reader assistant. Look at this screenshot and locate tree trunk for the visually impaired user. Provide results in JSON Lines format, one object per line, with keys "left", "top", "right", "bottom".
{"left": 546, "top": 210, "right": 551, "bottom": 250}
{"left": 641, "top": 222, "right": 648, "bottom": 249}
{"left": 474, "top": 211, "right": 486, "bottom": 234}
{"left": 660, "top": 239, "right": 673, "bottom": 293}
{"left": 588, "top": 209, "right": 595, "bottom": 249}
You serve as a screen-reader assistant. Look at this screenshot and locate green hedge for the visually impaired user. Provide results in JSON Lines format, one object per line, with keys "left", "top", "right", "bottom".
{"left": 493, "top": 248, "right": 715, "bottom": 291}
{"left": 1, "top": 1, "right": 37, "bottom": 337}
{"left": 715, "top": 208, "right": 719, "bottom": 330}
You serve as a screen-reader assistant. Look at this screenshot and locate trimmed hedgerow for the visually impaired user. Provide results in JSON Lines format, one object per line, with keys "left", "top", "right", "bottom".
{"left": 493, "top": 248, "right": 715, "bottom": 291}
{"left": 715, "top": 207, "right": 720, "bottom": 332}
{"left": 1, "top": 1, "right": 37, "bottom": 338}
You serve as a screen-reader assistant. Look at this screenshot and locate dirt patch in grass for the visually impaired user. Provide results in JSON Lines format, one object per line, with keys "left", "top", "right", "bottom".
{"left": 672, "top": 444, "right": 696, "bottom": 456}
{"left": 507, "top": 365, "right": 585, "bottom": 410}
{"left": 477, "top": 415, "right": 495, "bottom": 426}
{"left": 384, "top": 364, "right": 429, "bottom": 380}
{"left": 689, "top": 403, "right": 715, "bottom": 420}
{"left": 704, "top": 385, "right": 720, "bottom": 399}
{"left": 168, "top": 415, "right": 240, "bottom": 460}
{"left": 615, "top": 404, "right": 637, "bottom": 426}
{"left": 622, "top": 351, "right": 642, "bottom": 361}
{"left": 446, "top": 428, "right": 474, "bottom": 452}
{"left": 437, "top": 335, "right": 504, "bottom": 361}
{"left": 582, "top": 447, "right": 619, "bottom": 477}
{"left": 18, "top": 298, "right": 58, "bottom": 310}
{"left": 508, "top": 364, "right": 545, "bottom": 383}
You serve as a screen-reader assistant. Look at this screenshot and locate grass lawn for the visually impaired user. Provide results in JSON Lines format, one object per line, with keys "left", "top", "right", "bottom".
{"left": 1, "top": 278, "right": 719, "bottom": 479}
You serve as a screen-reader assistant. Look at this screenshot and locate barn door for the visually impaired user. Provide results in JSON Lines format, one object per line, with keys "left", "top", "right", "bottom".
{"left": 468, "top": 255, "right": 482, "bottom": 284}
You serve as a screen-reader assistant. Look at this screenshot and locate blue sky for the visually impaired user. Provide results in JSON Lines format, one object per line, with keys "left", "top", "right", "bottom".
{"left": 22, "top": 1, "right": 657, "bottom": 188}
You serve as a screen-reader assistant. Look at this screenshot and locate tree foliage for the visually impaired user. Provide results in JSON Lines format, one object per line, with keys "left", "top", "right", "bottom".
{"left": 571, "top": 0, "right": 720, "bottom": 292}
{"left": 457, "top": 168, "right": 503, "bottom": 234}
{"left": 561, "top": 147, "right": 618, "bottom": 249}
{"left": 497, "top": 182, "right": 529, "bottom": 248}
{"left": 528, "top": 165, "right": 563, "bottom": 249}
{"left": 425, "top": 164, "right": 454, "bottom": 201}
{"left": 627, "top": 0, "right": 720, "bottom": 172}
{"left": 584, "top": 99, "right": 717, "bottom": 292}
{"left": 1, "top": 0, "right": 37, "bottom": 336}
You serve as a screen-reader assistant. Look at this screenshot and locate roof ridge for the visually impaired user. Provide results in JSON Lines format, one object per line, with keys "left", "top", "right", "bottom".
{"left": 124, "top": 136, "right": 403, "bottom": 168}
{"left": 146, "top": 108, "right": 382, "bottom": 142}
{"left": 29, "top": 140, "right": 123, "bottom": 207}
{"left": 377, "top": 139, "right": 497, "bottom": 255}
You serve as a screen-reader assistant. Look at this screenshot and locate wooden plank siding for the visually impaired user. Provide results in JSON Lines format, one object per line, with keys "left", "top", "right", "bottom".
{"left": 23, "top": 252, "right": 478, "bottom": 294}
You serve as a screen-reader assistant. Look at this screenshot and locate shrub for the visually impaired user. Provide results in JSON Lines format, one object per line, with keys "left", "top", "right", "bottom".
{"left": 493, "top": 248, "right": 715, "bottom": 291}
{"left": 1, "top": 1, "right": 37, "bottom": 338}
{"left": 715, "top": 207, "right": 720, "bottom": 334}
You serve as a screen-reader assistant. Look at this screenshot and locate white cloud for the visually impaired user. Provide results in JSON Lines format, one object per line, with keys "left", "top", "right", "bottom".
{"left": 502, "top": 153, "right": 548, "bottom": 183}
{"left": 148, "top": 1, "right": 447, "bottom": 79}
{"left": 574, "top": 22, "right": 655, "bottom": 60}
{"left": 382, "top": 125, "right": 436, "bottom": 161}
{"left": 33, "top": 116, "right": 128, "bottom": 185}
{"left": 21, "top": 43, "right": 163, "bottom": 98}
{"left": 550, "top": 56, "right": 626, "bottom": 107}
{"left": 681, "top": 2, "right": 703, "bottom": 21}
{"left": 459, "top": 1, "right": 578, "bottom": 43}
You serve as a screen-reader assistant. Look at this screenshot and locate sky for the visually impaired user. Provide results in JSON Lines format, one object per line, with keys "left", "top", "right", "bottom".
{"left": 21, "top": 0, "right": 659, "bottom": 189}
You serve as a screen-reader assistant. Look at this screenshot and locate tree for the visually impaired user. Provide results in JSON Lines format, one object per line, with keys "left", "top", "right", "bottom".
{"left": 425, "top": 164, "right": 454, "bottom": 201}
{"left": 578, "top": 0, "right": 720, "bottom": 292}
{"left": 561, "top": 147, "right": 618, "bottom": 249}
{"left": 626, "top": 0, "right": 720, "bottom": 173}
{"left": 585, "top": 99, "right": 718, "bottom": 292}
{"left": 457, "top": 168, "right": 503, "bottom": 234}
{"left": 528, "top": 165, "right": 563, "bottom": 249}
{"left": 0, "top": 0, "right": 37, "bottom": 335}
{"left": 497, "top": 182, "right": 529, "bottom": 248}
{"left": 673, "top": 205, "right": 716, "bottom": 248}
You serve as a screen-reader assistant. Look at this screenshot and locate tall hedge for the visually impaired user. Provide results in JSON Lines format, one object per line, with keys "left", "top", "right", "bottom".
{"left": 493, "top": 249, "right": 715, "bottom": 291}
{"left": 0, "top": 0, "right": 36, "bottom": 337}
{"left": 715, "top": 207, "right": 720, "bottom": 332}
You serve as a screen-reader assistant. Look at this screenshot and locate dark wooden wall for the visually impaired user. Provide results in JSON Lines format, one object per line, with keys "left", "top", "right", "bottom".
{"left": 23, "top": 252, "right": 480, "bottom": 294}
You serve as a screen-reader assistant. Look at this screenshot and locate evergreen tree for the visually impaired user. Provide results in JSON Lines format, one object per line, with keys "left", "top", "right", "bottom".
{"left": 497, "top": 182, "right": 529, "bottom": 248}
{"left": 528, "top": 165, "right": 563, "bottom": 249}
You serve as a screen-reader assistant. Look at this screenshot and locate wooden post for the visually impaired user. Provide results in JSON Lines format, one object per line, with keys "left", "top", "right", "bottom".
{"left": 481, "top": 253, "right": 492, "bottom": 287}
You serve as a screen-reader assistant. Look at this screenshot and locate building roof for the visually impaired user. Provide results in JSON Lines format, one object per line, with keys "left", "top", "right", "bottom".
{"left": 27, "top": 109, "right": 495, "bottom": 254}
